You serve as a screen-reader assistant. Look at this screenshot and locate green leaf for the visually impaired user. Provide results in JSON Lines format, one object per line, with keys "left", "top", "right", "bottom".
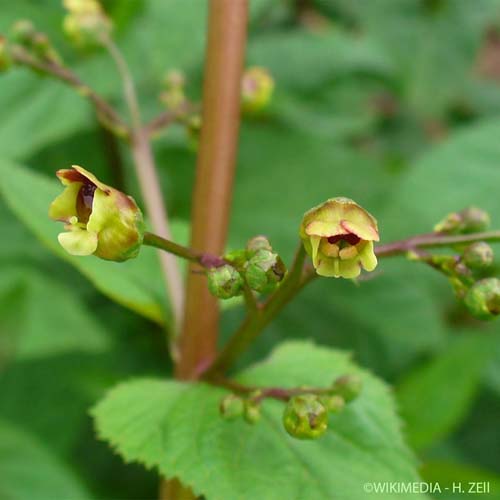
{"left": 93, "top": 341, "right": 424, "bottom": 500}
{"left": 396, "top": 334, "right": 497, "bottom": 451}
{"left": 0, "top": 264, "right": 109, "bottom": 362}
{"left": 0, "top": 419, "right": 91, "bottom": 500}
{"left": 0, "top": 159, "right": 175, "bottom": 324}
{"left": 420, "top": 460, "right": 500, "bottom": 500}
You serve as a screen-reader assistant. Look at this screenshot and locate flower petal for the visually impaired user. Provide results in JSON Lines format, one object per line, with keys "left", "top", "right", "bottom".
{"left": 58, "top": 228, "right": 98, "bottom": 256}
{"left": 358, "top": 241, "right": 378, "bottom": 271}
{"left": 48, "top": 182, "right": 81, "bottom": 222}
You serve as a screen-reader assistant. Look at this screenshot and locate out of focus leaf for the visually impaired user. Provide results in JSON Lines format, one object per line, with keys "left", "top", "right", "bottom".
{"left": 420, "top": 460, "right": 500, "bottom": 500}
{"left": 397, "top": 334, "right": 498, "bottom": 450}
{"left": 0, "top": 419, "right": 91, "bottom": 500}
{"left": 0, "top": 265, "right": 109, "bottom": 362}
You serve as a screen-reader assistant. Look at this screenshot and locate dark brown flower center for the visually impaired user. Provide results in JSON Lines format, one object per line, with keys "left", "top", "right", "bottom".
{"left": 76, "top": 181, "right": 97, "bottom": 224}
{"left": 327, "top": 233, "right": 361, "bottom": 246}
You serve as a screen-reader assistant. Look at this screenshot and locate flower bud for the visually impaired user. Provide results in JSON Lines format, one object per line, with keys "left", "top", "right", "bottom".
{"left": 49, "top": 165, "right": 144, "bottom": 261}
{"left": 246, "top": 235, "right": 272, "bottom": 253}
{"left": 219, "top": 394, "right": 244, "bottom": 420}
{"left": 464, "top": 278, "right": 500, "bottom": 320}
{"left": 320, "top": 395, "right": 345, "bottom": 414}
{"left": 63, "top": 0, "right": 112, "bottom": 46}
{"left": 207, "top": 264, "right": 244, "bottom": 300}
{"left": 332, "top": 374, "right": 362, "bottom": 403}
{"left": 244, "top": 249, "right": 286, "bottom": 293}
{"left": 300, "top": 198, "right": 379, "bottom": 279}
{"left": 244, "top": 394, "right": 262, "bottom": 424}
{"left": 462, "top": 242, "right": 494, "bottom": 270}
{"left": 186, "top": 115, "right": 201, "bottom": 150}
{"left": 283, "top": 394, "right": 328, "bottom": 440}
{"left": 0, "top": 36, "right": 11, "bottom": 72}
{"left": 435, "top": 206, "right": 490, "bottom": 234}
{"left": 11, "top": 20, "right": 35, "bottom": 44}
{"left": 160, "top": 69, "right": 186, "bottom": 109}
{"left": 241, "top": 66, "right": 274, "bottom": 114}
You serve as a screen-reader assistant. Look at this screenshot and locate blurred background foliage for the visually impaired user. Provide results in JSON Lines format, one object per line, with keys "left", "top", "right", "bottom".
{"left": 1, "top": 0, "right": 500, "bottom": 498}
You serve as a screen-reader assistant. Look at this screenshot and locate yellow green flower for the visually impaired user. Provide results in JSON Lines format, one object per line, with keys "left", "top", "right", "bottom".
{"left": 300, "top": 197, "right": 379, "bottom": 279}
{"left": 49, "top": 165, "right": 144, "bottom": 261}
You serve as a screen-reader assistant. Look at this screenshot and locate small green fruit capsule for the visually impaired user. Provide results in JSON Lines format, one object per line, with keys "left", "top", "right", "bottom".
{"left": 219, "top": 394, "right": 244, "bottom": 420}
{"left": 207, "top": 265, "right": 244, "bottom": 300}
{"left": 320, "top": 395, "right": 345, "bottom": 414}
{"left": 464, "top": 278, "right": 500, "bottom": 321}
{"left": 435, "top": 206, "right": 490, "bottom": 234}
{"left": 463, "top": 242, "right": 494, "bottom": 270}
{"left": 49, "top": 165, "right": 144, "bottom": 261}
{"left": 244, "top": 249, "right": 286, "bottom": 293}
{"left": 332, "top": 374, "right": 363, "bottom": 403}
{"left": 246, "top": 235, "right": 272, "bottom": 253}
{"left": 244, "top": 397, "right": 261, "bottom": 425}
{"left": 282, "top": 394, "right": 328, "bottom": 440}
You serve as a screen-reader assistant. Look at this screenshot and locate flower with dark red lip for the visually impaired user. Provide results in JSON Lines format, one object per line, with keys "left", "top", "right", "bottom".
{"left": 49, "top": 165, "right": 144, "bottom": 261}
{"left": 300, "top": 197, "right": 379, "bottom": 278}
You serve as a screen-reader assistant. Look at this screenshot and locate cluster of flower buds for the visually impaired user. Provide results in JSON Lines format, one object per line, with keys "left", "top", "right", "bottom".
{"left": 219, "top": 391, "right": 262, "bottom": 425}
{"left": 241, "top": 66, "right": 274, "bottom": 114}
{"left": 422, "top": 207, "right": 500, "bottom": 320}
{"left": 160, "top": 69, "right": 187, "bottom": 110}
{"left": 207, "top": 236, "right": 286, "bottom": 300}
{"left": 219, "top": 374, "right": 362, "bottom": 440}
{"left": 63, "top": 0, "right": 112, "bottom": 46}
{"left": 8, "top": 19, "right": 62, "bottom": 65}
{"left": 300, "top": 197, "right": 379, "bottom": 279}
{"left": 49, "top": 165, "right": 144, "bottom": 261}
{"left": 283, "top": 375, "right": 362, "bottom": 440}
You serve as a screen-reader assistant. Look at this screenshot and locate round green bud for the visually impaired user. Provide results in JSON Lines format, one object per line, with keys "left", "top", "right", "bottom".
{"left": 463, "top": 242, "right": 494, "bottom": 270}
{"left": 246, "top": 235, "right": 272, "bottom": 253}
{"left": 207, "top": 264, "right": 244, "bottom": 300}
{"left": 435, "top": 207, "right": 490, "bottom": 234}
{"left": 11, "top": 19, "right": 35, "bottom": 43}
{"left": 464, "top": 278, "right": 500, "bottom": 321}
{"left": 244, "top": 249, "right": 286, "bottom": 293}
{"left": 320, "top": 395, "right": 345, "bottom": 414}
{"left": 332, "top": 374, "right": 363, "bottom": 403}
{"left": 244, "top": 397, "right": 261, "bottom": 424}
{"left": 219, "top": 394, "right": 244, "bottom": 420}
{"left": 282, "top": 394, "right": 328, "bottom": 440}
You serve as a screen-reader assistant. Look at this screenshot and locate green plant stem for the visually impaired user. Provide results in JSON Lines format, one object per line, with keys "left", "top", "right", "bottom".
{"left": 376, "top": 230, "right": 500, "bottom": 257}
{"left": 100, "top": 34, "right": 185, "bottom": 333}
{"left": 204, "top": 244, "right": 306, "bottom": 378}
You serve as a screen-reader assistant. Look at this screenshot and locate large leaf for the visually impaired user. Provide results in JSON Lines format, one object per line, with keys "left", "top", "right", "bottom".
{"left": 396, "top": 334, "right": 498, "bottom": 450}
{"left": 0, "top": 159, "right": 175, "bottom": 324}
{"left": 0, "top": 420, "right": 91, "bottom": 500}
{"left": 93, "top": 341, "right": 425, "bottom": 500}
